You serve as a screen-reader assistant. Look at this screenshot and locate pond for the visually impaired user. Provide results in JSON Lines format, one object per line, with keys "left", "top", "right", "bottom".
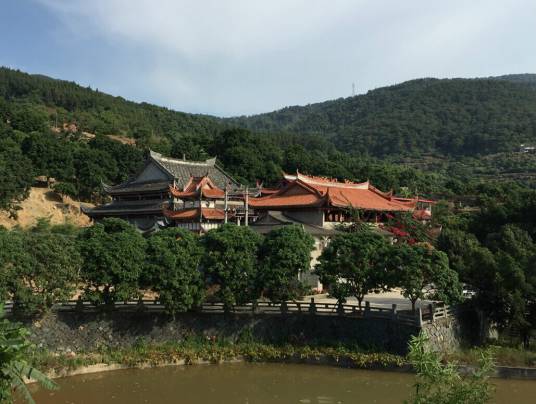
{"left": 27, "top": 363, "right": 536, "bottom": 404}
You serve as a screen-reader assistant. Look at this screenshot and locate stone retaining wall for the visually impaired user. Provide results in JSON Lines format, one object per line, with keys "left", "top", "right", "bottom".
{"left": 27, "top": 311, "right": 421, "bottom": 355}
{"left": 422, "top": 317, "right": 462, "bottom": 352}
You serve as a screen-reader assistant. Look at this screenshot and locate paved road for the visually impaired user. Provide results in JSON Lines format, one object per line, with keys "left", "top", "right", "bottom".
{"left": 307, "top": 290, "right": 434, "bottom": 310}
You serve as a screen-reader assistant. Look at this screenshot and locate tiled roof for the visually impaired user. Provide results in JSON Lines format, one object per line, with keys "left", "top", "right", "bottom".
{"left": 326, "top": 187, "right": 415, "bottom": 211}
{"left": 283, "top": 173, "right": 370, "bottom": 189}
{"left": 259, "top": 188, "right": 279, "bottom": 196}
{"left": 251, "top": 211, "right": 338, "bottom": 236}
{"left": 102, "top": 180, "right": 170, "bottom": 195}
{"left": 169, "top": 176, "right": 225, "bottom": 199}
{"left": 103, "top": 152, "right": 240, "bottom": 195}
{"left": 82, "top": 200, "right": 168, "bottom": 217}
{"left": 163, "top": 207, "right": 226, "bottom": 221}
{"left": 150, "top": 151, "right": 238, "bottom": 189}
{"left": 249, "top": 173, "right": 415, "bottom": 212}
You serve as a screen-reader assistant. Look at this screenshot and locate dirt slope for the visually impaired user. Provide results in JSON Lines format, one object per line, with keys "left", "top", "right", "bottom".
{"left": 0, "top": 187, "right": 93, "bottom": 229}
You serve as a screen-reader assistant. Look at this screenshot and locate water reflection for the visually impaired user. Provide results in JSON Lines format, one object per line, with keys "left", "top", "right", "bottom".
{"left": 26, "top": 363, "right": 536, "bottom": 404}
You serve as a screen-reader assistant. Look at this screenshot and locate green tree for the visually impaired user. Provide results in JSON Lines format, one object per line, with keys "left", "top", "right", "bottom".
{"left": 0, "top": 306, "right": 57, "bottom": 404}
{"left": 485, "top": 225, "right": 536, "bottom": 346}
{"left": 201, "top": 224, "right": 262, "bottom": 310}
{"left": 257, "top": 225, "right": 314, "bottom": 302}
{"left": 87, "top": 135, "right": 144, "bottom": 183}
{"left": 316, "top": 228, "right": 390, "bottom": 309}
{"left": 209, "top": 128, "right": 283, "bottom": 185}
{"left": 52, "top": 182, "right": 78, "bottom": 199}
{"left": 9, "top": 104, "right": 48, "bottom": 133}
{"left": 437, "top": 228, "right": 482, "bottom": 280}
{"left": 144, "top": 228, "right": 205, "bottom": 315}
{"left": 73, "top": 147, "right": 118, "bottom": 200}
{"left": 441, "top": 224, "right": 536, "bottom": 346}
{"left": 10, "top": 227, "right": 80, "bottom": 316}
{"left": 405, "top": 333, "right": 494, "bottom": 404}
{"left": 431, "top": 200, "right": 452, "bottom": 227}
{"left": 0, "top": 229, "right": 29, "bottom": 305}
{"left": 21, "top": 132, "right": 75, "bottom": 180}
{"left": 0, "top": 134, "right": 34, "bottom": 210}
{"left": 78, "top": 218, "right": 146, "bottom": 306}
{"left": 387, "top": 244, "right": 461, "bottom": 312}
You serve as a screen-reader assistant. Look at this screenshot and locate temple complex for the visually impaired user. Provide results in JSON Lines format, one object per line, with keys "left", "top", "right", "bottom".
{"left": 248, "top": 172, "right": 418, "bottom": 228}
{"left": 82, "top": 150, "right": 240, "bottom": 232}
{"left": 83, "top": 154, "right": 433, "bottom": 291}
{"left": 164, "top": 175, "right": 256, "bottom": 232}
{"left": 247, "top": 172, "right": 429, "bottom": 291}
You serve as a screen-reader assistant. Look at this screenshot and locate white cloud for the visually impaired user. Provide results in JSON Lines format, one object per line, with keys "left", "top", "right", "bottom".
{"left": 35, "top": 0, "right": 536, "bottom": 116}
{"left": 38, "top": 0, "right": 360, "bottom": 57}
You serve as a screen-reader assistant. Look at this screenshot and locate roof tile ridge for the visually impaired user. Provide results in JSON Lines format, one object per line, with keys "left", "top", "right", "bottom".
{"left": 298, "top": 172, "right": 369, "bottom": 189}
{"left": 368, "top": 183, "right": 394, "bottom": 200}
{"left": 151, "top": 150, "right": 216, "bottom": 167}
{"left": 183, "top": 176, "right": 196, "bottom": 191}
{"left": 295, "top": 178, "right": 325, "bottom": 197}
{"left": 198, "top": 175, "right": 219, "bottom": 190}
{"left": 148, "top": 150, "right": 175, "bottom": 178}
{"left": 249, "top": 180, "right": 295, "bottom": 201}
{"left": 324, "top": 186, "right": 334, "bottom": 206}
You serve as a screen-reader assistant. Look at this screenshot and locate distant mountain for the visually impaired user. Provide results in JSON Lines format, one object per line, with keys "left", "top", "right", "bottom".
{"left": 227, "top": 76, "right": 536, "bottom": 157}
{"left": 4, "top": 67, "right": 536, "bottom": 159}
{"left": 0, "top": 67, "right": 225, "bottom": 141}
{"left": 493, "top": 73, "right": 536, "bottom": 89}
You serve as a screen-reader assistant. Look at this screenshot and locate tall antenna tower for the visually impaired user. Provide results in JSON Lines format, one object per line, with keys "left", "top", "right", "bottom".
{"left": 352, "top": 82, "right": 356, "bottom": 97}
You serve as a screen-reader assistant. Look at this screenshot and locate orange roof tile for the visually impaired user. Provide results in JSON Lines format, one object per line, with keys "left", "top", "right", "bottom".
{"left": 164, "top": 207, "right": 226, "bottom": 221}
{"left": 259, "top": 188, "right": 279, "bottom": 196}
{"left": 249, "top": 173, "right": 414, "bottom": 212}
{"left": 170, "top": 176, "right": 225, "bottom": 199}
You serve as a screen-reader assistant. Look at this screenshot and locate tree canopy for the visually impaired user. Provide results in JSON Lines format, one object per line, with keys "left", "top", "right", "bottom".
{"left": 78, "top": 218, "right": 146, "bottom": 306}
{"left": 10, "top": 226, "right": 80, "bottom": 315}
{"left": 201, "top": 224, "right": 262, "bottom": 310}
{"left": 316, "top": 228, "right": 391, "bottom": 309}
{"left": 386, "top": 243, "right": 461, "bottom": 311}
{"left": 257, "top": 225, "right": 314, "bottom": 302}
{"left": 144, "top": 227, "right": 205, "bottom": 315}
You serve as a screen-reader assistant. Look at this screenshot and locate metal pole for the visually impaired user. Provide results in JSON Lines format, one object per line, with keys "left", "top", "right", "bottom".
{"left": 199, "top": 188, "right": 203, "bottom": 226}
{"left": 245, "top": 186, "right": 249, "bottom": 226}
{"left": 224, "top": 186, "right": 228, "bottom": 224}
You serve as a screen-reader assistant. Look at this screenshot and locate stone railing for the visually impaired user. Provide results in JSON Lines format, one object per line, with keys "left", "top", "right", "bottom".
{"left": 4, "top": 297, "right": 453, "bottom": 328}
{"left": 418, "top": 302, "right": 456, "bottom": 325}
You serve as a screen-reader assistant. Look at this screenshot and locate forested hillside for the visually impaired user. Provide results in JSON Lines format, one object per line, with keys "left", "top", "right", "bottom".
{"left": 3, "top": 66, "right": 536, "bottom": 214}
{"left": 493, "top": 73, "right": 536, "bottom": 89}
{"left": 229, "top": 76, "right": 536, "bottom": 157}
{"left": 0, "top": 67, "right": 440, "bottom": 210}
{"left": 0, "top": 67, "right": 222, "bottom": 144}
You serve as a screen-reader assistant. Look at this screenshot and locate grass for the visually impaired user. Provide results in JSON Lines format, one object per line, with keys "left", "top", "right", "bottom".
{"left": 446, "top": 345, "right": 536, "bottom": 368}
{"left": 29, "top": 335, "right": 536, "bottom": 376}
{"left": 29, "top": 337, "right": 406, "bottom": 374}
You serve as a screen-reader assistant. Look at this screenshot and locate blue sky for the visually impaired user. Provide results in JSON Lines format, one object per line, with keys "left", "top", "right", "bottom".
{"left": 1, "top": 1, "right": 536, "bottom": 117}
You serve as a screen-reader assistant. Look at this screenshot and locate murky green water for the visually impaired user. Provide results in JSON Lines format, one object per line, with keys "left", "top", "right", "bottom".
{"left": 27, "top": 363, "right": 536, "bottom": 404}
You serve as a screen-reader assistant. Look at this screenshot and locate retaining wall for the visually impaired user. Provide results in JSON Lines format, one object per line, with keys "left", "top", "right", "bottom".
{"left": 422, "top": 317, "right": 462, "bottom": 352}
{"left": 27, "top": 311, "right": 421, "bottom": 355}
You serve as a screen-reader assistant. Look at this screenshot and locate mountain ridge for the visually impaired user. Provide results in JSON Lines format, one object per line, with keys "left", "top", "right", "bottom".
{"left": 226, "top": 76, "right": 536, "bottom": 157}
{"left": 3, "top": 67, "right": 536, "bottom": 208}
